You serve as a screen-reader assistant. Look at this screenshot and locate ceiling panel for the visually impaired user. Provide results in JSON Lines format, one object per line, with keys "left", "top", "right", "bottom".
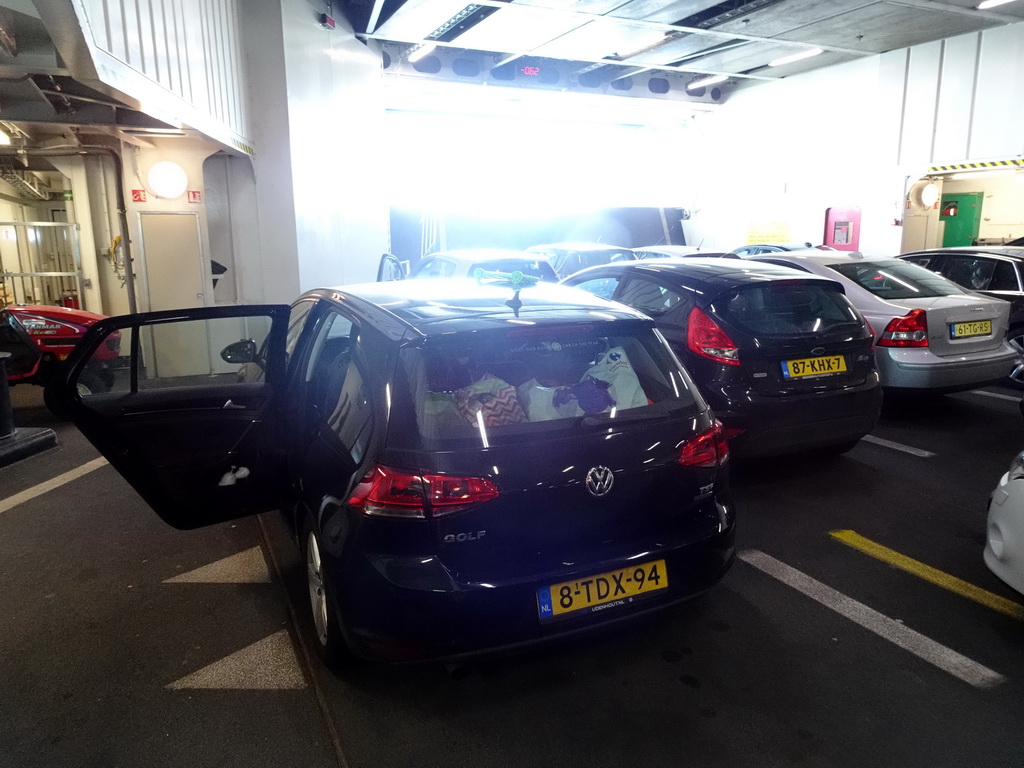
{"left": 365, "top": 0, "right": 1024, "bottom": 92}
{"left": 774, "top": 4, "right": 1004, "bottom": 53}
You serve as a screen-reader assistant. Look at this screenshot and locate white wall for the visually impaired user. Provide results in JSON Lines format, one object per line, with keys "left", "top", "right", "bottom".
{"left": 687, "top": 21, "right": 1024, "bottom": 255}
{"left": 68, "top": 0, "right": 251, "bottom": 151}
{"left": 274, "top": 0, "right": 391, "bottom": 291}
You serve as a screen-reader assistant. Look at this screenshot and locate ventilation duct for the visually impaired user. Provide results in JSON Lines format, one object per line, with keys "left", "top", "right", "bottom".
{"left": 0, "top": 162, "right": 51, "bottom": 200}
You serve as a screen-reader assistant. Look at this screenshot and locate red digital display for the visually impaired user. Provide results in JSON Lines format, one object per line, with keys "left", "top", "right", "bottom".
{"left": 520, "top": 66, "right": 541, "bottom": 76}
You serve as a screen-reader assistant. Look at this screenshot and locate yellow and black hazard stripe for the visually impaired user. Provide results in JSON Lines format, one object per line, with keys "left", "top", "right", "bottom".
{"left": 928, "top": 159, "right": 1023, "bottom": 173}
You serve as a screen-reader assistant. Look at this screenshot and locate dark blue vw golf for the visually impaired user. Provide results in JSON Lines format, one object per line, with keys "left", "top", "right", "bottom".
{"left": 48, "top": 278, "right": 735, "bottom": 664}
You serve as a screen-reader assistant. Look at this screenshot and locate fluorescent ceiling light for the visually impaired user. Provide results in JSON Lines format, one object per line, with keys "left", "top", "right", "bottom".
{"left": 407, "top": 43, "right": 436, "bottom": 63}
{"left": 0, "top": 128, "right": 10, "bottom": 146}
{"left": 977, "top": 0, "right": 1017, "bottom": 9}
{"left": 686, "top": 75, "right": 728, "bottom": 91}
{"left": 768, "top": 48, "right": 823, "bottom": 67}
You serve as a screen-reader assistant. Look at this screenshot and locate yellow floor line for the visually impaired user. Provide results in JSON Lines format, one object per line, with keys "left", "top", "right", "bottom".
{"left": 830, "top": 529, "right": 1024, "bottom": 621}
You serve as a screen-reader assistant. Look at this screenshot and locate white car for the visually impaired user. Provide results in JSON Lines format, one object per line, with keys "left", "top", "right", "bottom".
{"left": 743, "top": 250, "right": 1018, "bottom": 393}
{"left": 631, "top": 245, "right": 730, "bottom": 260}
{"left": 985, "top": 451, "right": 1024, "bottom": 595}
{"left": 378, "top": 249, "right": 558, "bottom": 282}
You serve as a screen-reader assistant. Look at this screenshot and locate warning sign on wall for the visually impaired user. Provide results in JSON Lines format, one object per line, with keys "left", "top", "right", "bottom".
{"left": 187, "top": 191, "right": 202, "bottom": 204}
{"left": 132, "top": 189, "right": 147, "bottom": 203}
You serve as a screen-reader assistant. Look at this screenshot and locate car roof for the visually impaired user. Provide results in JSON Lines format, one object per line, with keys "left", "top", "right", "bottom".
{"left": 307, "top": 278, "right": 651, "bottom": 340}
{"left": 747, "top": 249, "right": 903, "bottom": 266}
{"left": 527, "top": 242, "right": 632, "bottom": 253}
{"left": 564, "top": 256, "right": 841, "bottom": 289}
{"left": 734, "top": 242, "right": 815, "bottom": 250}
{"left": 421, "top": 248, "right": 551, "bottom": 264}
{"left": 902, "top": 246, "right": 1024, "bottom": 261}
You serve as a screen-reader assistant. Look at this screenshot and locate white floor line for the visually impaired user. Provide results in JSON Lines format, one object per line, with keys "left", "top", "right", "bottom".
{"left": 861, "top": 434, "right": 936, "bottom": 458}
{"left": 968, "top": 390, "right": 1021, "bottom": 403}
{"left": 0, "top": 457, "right": 109, "bottom": 516}
{"left": 738, "top": 549, "right": 1005, "bottom": 689}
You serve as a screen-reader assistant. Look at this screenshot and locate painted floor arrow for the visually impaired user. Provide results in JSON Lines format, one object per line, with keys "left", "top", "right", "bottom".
{"left": 167, "top": 630, "right": 307, "bottom": 690}
{"left": 163, "top": 546, "right": 271, "bottom": 584}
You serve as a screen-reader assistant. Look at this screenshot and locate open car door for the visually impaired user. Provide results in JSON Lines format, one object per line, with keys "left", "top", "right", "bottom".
{"left": 376, "top": 252, "right": 407, "bottom": 282}
{"left": 46, "top": 305, "right": 290, "bottom": 530}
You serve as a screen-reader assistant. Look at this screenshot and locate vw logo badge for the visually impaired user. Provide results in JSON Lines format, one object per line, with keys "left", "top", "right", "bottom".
{"left": 585, "top": 466, "right": 614, "bottom": 497}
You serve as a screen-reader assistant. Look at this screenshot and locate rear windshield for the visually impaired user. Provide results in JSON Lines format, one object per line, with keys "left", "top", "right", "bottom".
{"left": 828, "top": 259, "right": 968, "bottom": 300}
{"left": 389, "top": 322, "right": 701, "bottom": 449}
{"left": 714, "top": 282, "right": 865, "bottom": 337}
{"left": 474, "top": 259, "right": 558, "bottom": 281}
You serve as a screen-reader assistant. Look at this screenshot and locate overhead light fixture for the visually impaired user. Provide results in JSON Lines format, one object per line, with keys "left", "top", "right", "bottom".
{"left": 976, "top": 0, "right": 1018, "bottom": 9}
{"left": 407, "top": 43, "right": 437, "bottom": 63}
{"left": 686, "top": 75, "right": 728, "bottom": 91}
{"left": 147, "top": 160, "right": 188, "bottom": 199}
{"left": 0, "top": 128, "right": 10, "bottom": 146}
{"left": 768, "top": 48, "right": 823, "bottom": 67}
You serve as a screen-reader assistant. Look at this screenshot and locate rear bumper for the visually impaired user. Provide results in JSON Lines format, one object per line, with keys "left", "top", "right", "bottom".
{"left": 333, "top": 516, "right": 736, "bottom": 663}
{"left": 877, "top": 346, "right": 1018, "bottom": 392}
{"left": 984, "top": 473, "right": 1024, "bottom": 596}
{"left": 708, "top": 379, "right": 883, "bottom": 458}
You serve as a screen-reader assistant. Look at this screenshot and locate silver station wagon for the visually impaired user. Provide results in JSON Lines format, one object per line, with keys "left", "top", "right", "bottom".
{"left": 741, "top": 250, "right": 1018, "bottom": 393}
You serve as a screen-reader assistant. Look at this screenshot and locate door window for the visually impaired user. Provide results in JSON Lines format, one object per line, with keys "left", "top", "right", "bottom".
{"left": 570, "top": 275, "right": 621, "bottom": 300}
{"left": 617, "top": 276, "right": 685, "bottom": 317}
{"left": 944, "top": 255, "right": 996, "bottom": 291}
{"left": 305, "top": 311, "right": 374, "bottom": 463}
{"left": 990, "top": 261, "right": 1020, "bottom": 291}
{"left": 76, "top": 314, "right": 275, "bottom": 395}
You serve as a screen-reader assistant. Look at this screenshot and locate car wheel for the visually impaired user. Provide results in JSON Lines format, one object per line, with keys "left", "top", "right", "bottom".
{"left": 303, "top": 520, "right": 349, "bottom": 667}
{"left": 1008, "top": 328, "right": 1024, "bottom": 387}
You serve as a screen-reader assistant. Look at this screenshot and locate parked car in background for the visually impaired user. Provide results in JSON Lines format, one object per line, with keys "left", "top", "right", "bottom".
{"left": 632, "top": 245, "right": 730, "bottom": 260}
{"left": 46, "top": 279, "right": 735, "bottom": 665}
{"left": 898, "top": 246, "right": 1024, "bottom": 384}
{"left": 526, "top": 242, "right": 636, "bottom": 279}
{"left": 562, "top": 259, "right": 882, "bottom": 458}
{"left": 1005, "top": 236, "right": 1024, "bottom": 246}
{"left": 377, "top": 248, "right": 558, "bottom": 282}
{"left": 730, "top": 242, "right": 821, "bottom": 256}
{"left": 742, "top": 250, "right": 1017, "bottom": 393}
{"left": 985, "top": 449, "right": 1024, "bottom": 596}
{"left": 1, "top": 304, "right": 117, "bottom": 394}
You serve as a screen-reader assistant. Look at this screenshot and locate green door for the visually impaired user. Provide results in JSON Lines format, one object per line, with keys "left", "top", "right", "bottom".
{"left": 940, "top": 192, "right": 984, "bottom": 247}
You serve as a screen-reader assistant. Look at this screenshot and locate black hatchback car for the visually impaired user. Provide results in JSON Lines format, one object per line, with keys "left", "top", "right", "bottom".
{"left": 48, "top": 279, "right": 735, "bottom": 664}
{"left": 563, "top": 259, "right": 883, "bottom": 457}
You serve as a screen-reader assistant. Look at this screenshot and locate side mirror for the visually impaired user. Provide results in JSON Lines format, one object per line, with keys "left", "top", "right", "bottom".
{"left": 221, "top": 339, "right": 258, "bottom": 364}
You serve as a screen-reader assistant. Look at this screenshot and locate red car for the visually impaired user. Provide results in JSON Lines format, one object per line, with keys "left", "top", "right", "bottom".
{"left": 1, "top": 304, "right": 119, "bottom": 392}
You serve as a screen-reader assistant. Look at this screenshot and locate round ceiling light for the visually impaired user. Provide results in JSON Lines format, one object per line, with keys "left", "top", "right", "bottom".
{"left": 147, "top": 161, "right": 188, "bottom": 199}
{"left": 919, "top": 182, "right": 940, "bottom": 208}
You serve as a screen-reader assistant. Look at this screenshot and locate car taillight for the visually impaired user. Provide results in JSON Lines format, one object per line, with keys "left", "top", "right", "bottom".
{"left": 679, "top": 420, "right": 729, "bottom": 467}
{"left": 877, "top": 309, "right": 928, "bottom": 347}
{"left": 687, "top": 307, "right": 740, "bottom": 366}
{"left": 348, "top": 465, "right": 499, "bottom": 519}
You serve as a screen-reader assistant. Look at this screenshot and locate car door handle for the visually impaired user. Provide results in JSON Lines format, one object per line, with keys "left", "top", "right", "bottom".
{"left": 222, "top": 399, "right": 248, "bottom": 410}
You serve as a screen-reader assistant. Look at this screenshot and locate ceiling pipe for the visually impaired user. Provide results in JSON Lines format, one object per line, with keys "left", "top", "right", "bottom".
{"left": 0, "top": 145, "right": 138, "bottom": 313}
